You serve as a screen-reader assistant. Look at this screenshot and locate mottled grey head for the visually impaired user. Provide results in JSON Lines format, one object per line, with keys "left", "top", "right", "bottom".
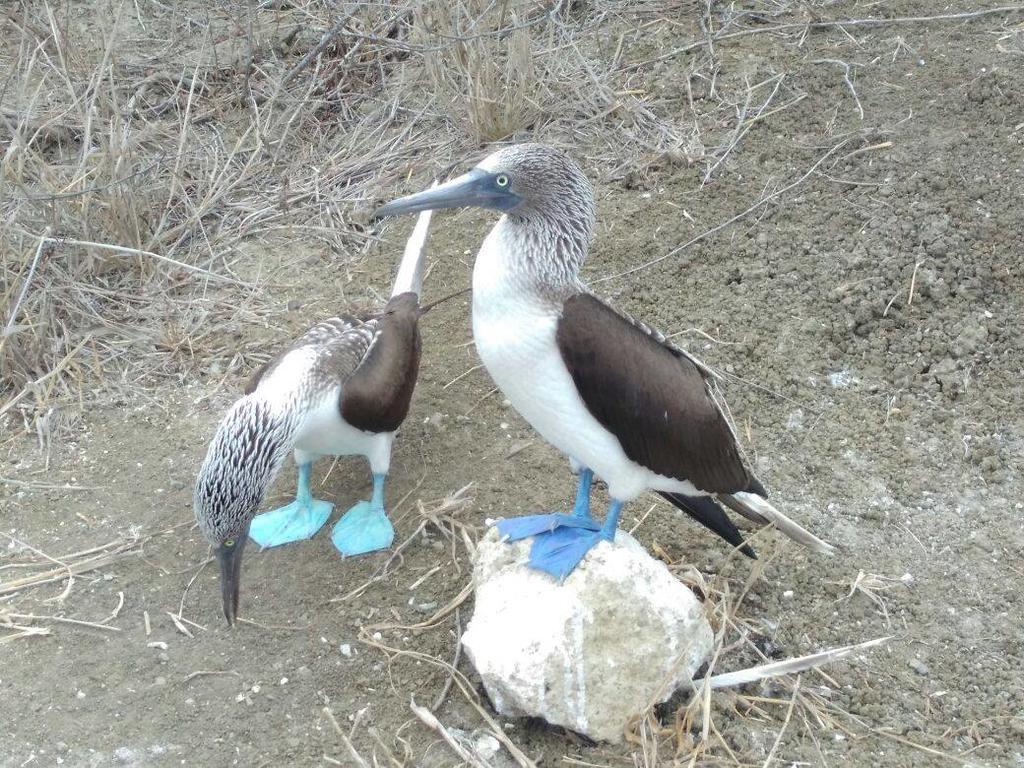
{"left": 373, "top": 143, "right": 596, "bottom": 242}
{"left": 194, "top": 397, "right": 293, "bottom": 625}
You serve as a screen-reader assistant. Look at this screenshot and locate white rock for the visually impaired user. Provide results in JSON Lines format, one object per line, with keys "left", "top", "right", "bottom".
{"left": 463, "top": 527, "right": 713, "bottom": 744}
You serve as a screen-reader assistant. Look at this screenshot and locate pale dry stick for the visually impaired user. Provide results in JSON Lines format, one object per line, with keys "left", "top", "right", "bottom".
{"left": 907, "top": 259, "right": 922, "bottom": 306}
{"left": 0, "top": 532, "right": 74, "bottom": 600}
{"left": 838, "top": 140, "right": 893, "bottom": 163}
{"left": 236, "top": 617, "right": 312, "bottom": 632}
{"left": 323, "top": 706, "right": 371, "bottom": 768}
{"left": 153, "top": 56, "right": 205, "bottom": 241}
{"left": 430, "top": 607, "right": 463, "bottom": 712}
{"left": 0, "top": 625, "right": 51, "bottom": 643}
{"left": 665, "top": 327, "right": 739, "bottom": 345}
{"left": 368, "top": 579, "right": 473, "bottom": 634}
{"left": 143, "top": 610, "right": 151, "bottom": 636}
{"left": 442, "top": 363, "right": 484, "bottom": 389}
{"left": 0, "top": 477, "right": 103, "bottom": 491}
{"left": 176, "top": 556, "right": 212, "bottom": 621}
{"left": 595, "top": 138, "right": 854, "bottom": 283}
{"left": 708, "top": 716, "right": 743, "bottom": 767}
{"left": 411, "top": 698, "right": 491, "bottom": 768}
{"left": 41, "top": 237, "right": 251, "bottom": 287}
{"left": 761, "top": 678, "right": 800, "bottom": 768}
{"left": 867, "top": 726, "right": 971, "bottom": 764}
{"left": 183, "top": 670, "right": 240, "bottom": 683}
{"left": 704, "top": 74, "right": 788, "bottom": 184}
{"left": 167, "top": 612, "right": 198, "bottom": 638}
{"left": 449, "top": 674, "right": 537, "bottom": 768}
{"left": 407, "top": 565, "right": 441, "bottom": 591}
{"left": 628, "top": 502, "right": 658, "bottom": 535}
{"left": 1, "top": 228, "right": 50, "bottom": 346}
{"left": 813, "top": 59, "right": 864, "bottom": 120}
{"left": 2, "top": 610, "right": 121, "bottom": 632}
{"left": 1, "top": 333, "right": 93, "bottom": 418}
{"left": 366, "top": 727, "right": 405, "bottom": 768}
{"left": 333, "top": 519, "right": 428, "bottom": 602}
{"left": 883, "top": 259, "right": 924, "bottom": 317}
{"left": 279, "top": 10, "right": 360, "bottom": 91}
{"left": 101, "top": 591, "right": 125, "bottom": 624}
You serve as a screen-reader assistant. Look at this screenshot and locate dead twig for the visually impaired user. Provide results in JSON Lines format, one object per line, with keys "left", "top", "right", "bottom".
{"left": 813, "top": 59, "right": 864, "bottom": 120}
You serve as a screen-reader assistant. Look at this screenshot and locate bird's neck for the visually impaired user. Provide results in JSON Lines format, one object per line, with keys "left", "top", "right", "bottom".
{"left": 474, "top": 215, "right": 590, "bottom": 302}
{"left": 194, "top": 394, "right": 300, "bottom": 540}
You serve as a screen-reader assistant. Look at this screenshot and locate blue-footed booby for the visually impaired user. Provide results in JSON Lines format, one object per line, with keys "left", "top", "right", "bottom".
{"left": 373, "top": 144, "right": 834, "bottom": 580}
{"left": 194, "top": 208, "right": 434, "bottom": 624}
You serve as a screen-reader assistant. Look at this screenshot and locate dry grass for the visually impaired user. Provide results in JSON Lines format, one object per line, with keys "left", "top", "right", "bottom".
{"left": 0, "top": 0, "right": 773, "bottom": 440}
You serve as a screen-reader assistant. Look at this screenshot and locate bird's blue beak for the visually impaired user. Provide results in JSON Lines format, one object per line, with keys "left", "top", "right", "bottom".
{"left": 216, "top": 536, "right": 247, "bottom": 627}
{"left": 372, "top": 168, "right": 520, "bottom": 220}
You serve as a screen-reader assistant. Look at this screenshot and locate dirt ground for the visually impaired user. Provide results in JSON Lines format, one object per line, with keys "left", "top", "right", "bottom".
{"left": 3, "top": 2, "right": 1024, "bottom": 767}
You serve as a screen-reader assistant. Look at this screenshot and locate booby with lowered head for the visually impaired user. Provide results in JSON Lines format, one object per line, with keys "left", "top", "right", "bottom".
{"left": 193, "top": 207, "right": 434, "bottom": 625}
{"left": 374, "top": 144, "right": 834, "bottom": 580}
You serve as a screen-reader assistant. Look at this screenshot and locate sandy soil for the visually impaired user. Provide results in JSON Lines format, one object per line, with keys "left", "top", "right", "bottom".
{"left": 2, "top": 3, "right": 1023, "bottom": 767}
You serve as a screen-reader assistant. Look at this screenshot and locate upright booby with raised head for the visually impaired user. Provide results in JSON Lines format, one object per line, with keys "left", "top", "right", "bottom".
{"left": 374, "top": 145, "right": 833, "bottom": 579}
{"left": 194, "top": 208, "right": 434, "bottom": 624}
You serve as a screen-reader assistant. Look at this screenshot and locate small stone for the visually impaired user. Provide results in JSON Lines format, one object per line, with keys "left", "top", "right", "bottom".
{"left": 154, "top": 676, "right": 167, "bottom": 686}
{"left": 464, "top": 528, "right": 712, "bottom": 744}
{"left": 782, "top": 590, "right": 794, "bottom": 599}
{"left": 339, "top": 644, "right": 353, "bottom": 657}
{"left": 76, "top": 690, "right": 86, "bottom": 699}
{"left": 909, "top": 659, "right": 930, "bottom": 676}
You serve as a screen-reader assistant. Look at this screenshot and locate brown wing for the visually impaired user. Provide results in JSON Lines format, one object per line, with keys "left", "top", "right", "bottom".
{"left": 340, "top": 292, "right": 422, "bottom": 434}
{"left": 245, "top": 316, "right": 374, "bottom": 395}
{"left": 556, "top": 292, "right": 753, "bottom": 494}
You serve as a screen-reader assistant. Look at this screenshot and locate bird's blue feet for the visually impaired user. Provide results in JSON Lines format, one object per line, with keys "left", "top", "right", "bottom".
{"left": 495, "top": 469, "right": 599, "bottom": 542}
{"left": 331, "top": 473, "right": 395, "bottom": 556}
{"left": 528, "top": 498, "right": 623, "bottom": 580}
{"left": 496, "top": 513, "right": 599, "bottom": 541}
{"left": 249, "top": 463, "right": 332, "bottom": 548}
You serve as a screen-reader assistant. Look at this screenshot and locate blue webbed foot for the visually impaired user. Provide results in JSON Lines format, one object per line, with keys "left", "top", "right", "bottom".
{"left": 528, "top": 527, "right": 603, "bottom": 580}
{"left": 496, "top": 513, "right": 600, "bottom": 542}
{"left": 331, "top": 500, "right": 395, "bottom": 556}
{"left": 524, "top": 497, "right": 624, "bottom": 580}
{"left": 249, "top": 497, "right": 333, "bottom": 548}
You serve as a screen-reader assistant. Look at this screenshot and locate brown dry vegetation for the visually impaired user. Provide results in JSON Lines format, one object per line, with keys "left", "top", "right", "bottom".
{"left": 2, "top": 2, "right": 1024, "bottom": 767}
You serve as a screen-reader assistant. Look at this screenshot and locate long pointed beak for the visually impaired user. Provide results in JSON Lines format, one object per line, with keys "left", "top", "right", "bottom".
{"left": 372, "top": 169, "right": 517, "bottom": 221}
{"left": 216, "top": 537, "right": 247, "bottom": 627}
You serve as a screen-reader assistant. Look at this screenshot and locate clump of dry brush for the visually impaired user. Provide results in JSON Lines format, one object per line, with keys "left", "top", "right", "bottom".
{"left": 1, "top": 0, "right": 767, "bottom": 434}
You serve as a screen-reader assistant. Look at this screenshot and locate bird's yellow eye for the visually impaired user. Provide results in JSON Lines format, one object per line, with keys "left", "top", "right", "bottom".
{"left": 224, "top": 538, "right": 235, "bottom": 548}
{"left": 495, "top": 174, "right": 510, "bottom": 188}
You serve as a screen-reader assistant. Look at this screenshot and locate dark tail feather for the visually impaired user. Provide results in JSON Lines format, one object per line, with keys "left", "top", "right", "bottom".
{"left": 658, "top": 492, "right": 757, "bottom": 559}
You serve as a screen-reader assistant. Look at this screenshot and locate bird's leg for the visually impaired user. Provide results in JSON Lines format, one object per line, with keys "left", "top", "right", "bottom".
{"left": 526, "top": 497, "right": 623, "bottom": 580}
{"left": 249, "top": 462, "right": 333, "bottom": 548}
{"left": 570, "top": 468, "right": 594, "bottom": 521}
{"left": 331, "top": 472, "right": 395, "bottom": 557}
{"left": 599, "top": 499, "right": 623, "bottom": 541}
